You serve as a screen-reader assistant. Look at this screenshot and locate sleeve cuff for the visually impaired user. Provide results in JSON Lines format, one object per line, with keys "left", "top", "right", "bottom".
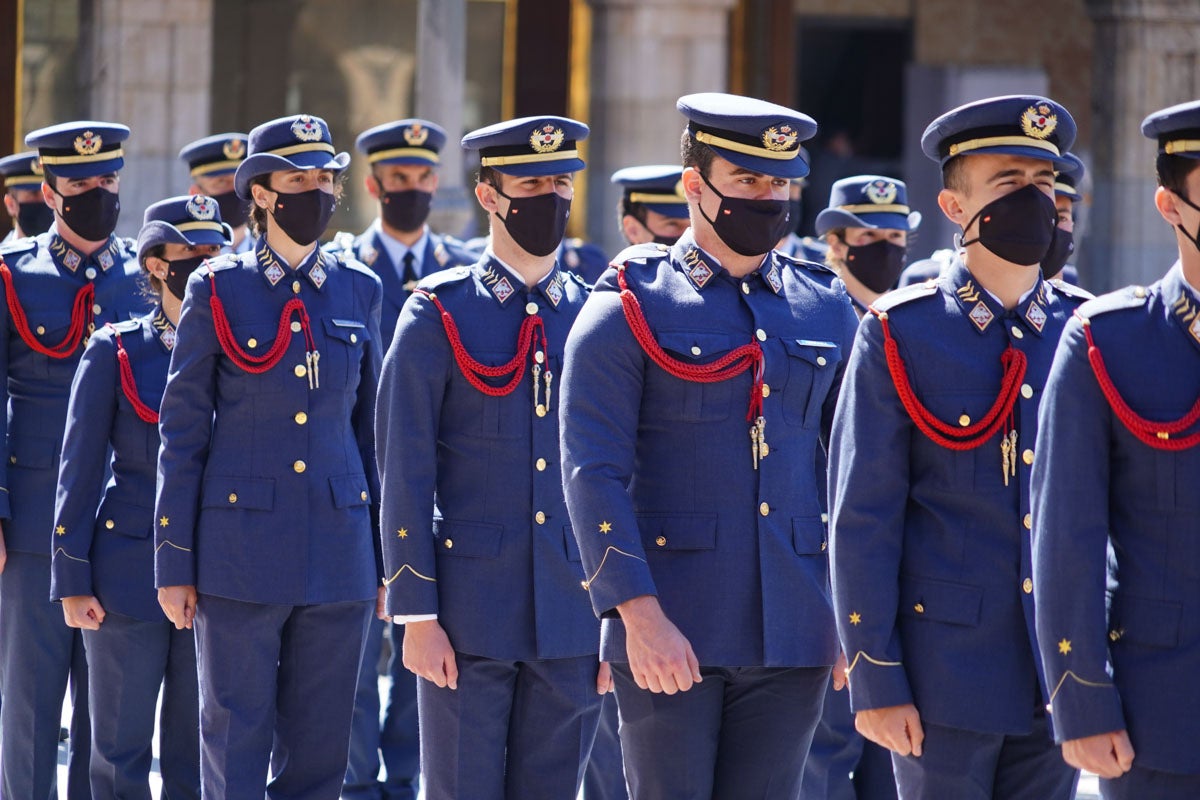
{"left": 846, "top": 652, "right": 914, "bottom": 713}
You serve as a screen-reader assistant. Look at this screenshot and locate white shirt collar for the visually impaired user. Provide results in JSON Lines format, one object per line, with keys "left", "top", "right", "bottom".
{"left": 374, "top": 220, "right": 429, "bottom": 277}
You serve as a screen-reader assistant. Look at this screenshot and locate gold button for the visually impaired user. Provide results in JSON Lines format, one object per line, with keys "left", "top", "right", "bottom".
{"left": 525, "top": 302, "right": 538, "bottom": 315}
{"left": 536, "top": 458, "right": 547, "bottom": 471}
{"left": 820, "top": 540, "right": 827, "bottom": 551}
{"left": 294, "top": 364, "right": 307, "bottom": 378}
{"left": 294, "top": 412, "right": 308, "bottom": 425}
{"left": 290, "top": 321, "right": 301, "bottom": 333}
{"left": 1021, "top": 384, "right": 1033, "bottom": 399}
{"left": 1011, "top": 326, "right": 1024, "bottom": 339}
{"left": 761, "top": 384, "right": 770, "bottom": 398}
{"left": 92, "top": 304, "right": 102, "bottom": 315}
{"left": 228, "top": 493, "right": 238, "bottom": 504}
{"left": 1023, "top": 578, "right": 1033, "bottom": 594}
{"left": 248, "top": 338, "right": 258, "bottom": 349}
{"left": 36, "top": 325, "right": 45, "bottom": 335}
{"left": 756, "top": 329, "right": 767, "bottom": 342}
{"left": 691, "top": 346, "right": 702, "bottom": 356}
{"left": 105, "top": 519, "right": 114, "bottom": 530}
{"left": 535, "top": 405, "right": 547, "bottom": 418}
{"left": 820, "top": 512, "right": 829, "bottom": 524}
{"left": 444, "top": 539, "right": 454, "bottom": 549}
{"left": 655, "top": 535, "right": 667, "bottom": 547}
{"left": 1022, "top": 449, "right": 1034, "bottom": 465}
{"left": 293, "top": 460, "right": 306, "bottom": 473}
{"left": 350, "top": 333, "right": 358, "bottom": 344}
{"left": 741, "top": 283, "right": 750, "bottom": 294}
{"left": 959, "top": 414, "right": 971, "bottom": 427}
{"left": 1133, "top": 286, "right": 1146, "bottom": 298}
{"left": 759, "top": 443, "right": 769, "bottom": 456}
{"left": 360, "top": 491, "right": 368, "bottom": 501}
{"left": 914, "top": 603, "right": 925, "bottom": 614}
{"left": 759, "top": 502, "right": 769, "bottom": 516}
{"left": 1023, "top": 513, "right": 1032, "bottom": 530}
{"left": 816, "top": 356, "right": 827, "bottom": 367}
{"left": 85, "top": 267, "right": 97, "bottom": 279}
{"left": 292, "top": 280, "right": 301, "bottom": 294}
{"left": 535, "top": 511, "right": 546, "bottom": 524}
{"left": 8, "top": 456, "right": 14, "bottom": 464}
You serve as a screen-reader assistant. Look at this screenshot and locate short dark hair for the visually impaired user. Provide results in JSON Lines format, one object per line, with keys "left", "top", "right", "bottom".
{"left": 477, "top": 166, "right": 503, "bottom": 188}
{"left": 139, "top": 243, "right": 166, "bottom": 298}
{"left": 680, "top": 129, "right": 715, "bottom": 179}
{"left": 1156, "top": 153, "right": 1200, "bottom": 198}
{"left": 942, "top": 156, "right": 969, "bottom": 193}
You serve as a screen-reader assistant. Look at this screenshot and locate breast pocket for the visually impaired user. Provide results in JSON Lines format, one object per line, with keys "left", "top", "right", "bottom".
{"left": 322, "top": 318, "right": 369, "bottom": 389}
{"left": 450, "top": 350, "right": 529, "bottom": 441}
{"left": 22, "top": 309, "right": 73, "bottom": 379}
{"left": 652, "top": 331, "right": 736, "bottom": 423}
{"left": 227, "top": 321, "right": 291, "bottom": 394}
{"left": 781, "top": 339, "right": 840, "bottom": 428}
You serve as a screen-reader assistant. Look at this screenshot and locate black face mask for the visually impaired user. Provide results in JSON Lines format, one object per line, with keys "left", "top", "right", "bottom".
{"left": 960, "top": 184, "right": 1057, "bottom": 267}
{"left": 1176, "top": 192, "right": 1200, "bottom": 253}
{"left": 787, "top": 198, "right": 804, "bottom": 235}
{"left": 163, "top": 255, "right": 207, "bottom": 302}
{"left": 212, "top": 190, "right": 249, "bottom": 229}
{"left": 1040, "top": 228, "right": 1074, "bottom": 278}
{"left": 379, "top": 187, "right": 433, "bottom": 233}
{"left": 843, "top": 239, "right": 907, "bottom": 294}
{"left": 698, "top": 171, "right": 792, "bottom": 257}
{"left": 494, "top": 188, "right": 571, "bottom": 258}
{"left": 16, "top": 201, "right": 54, "bottom": 237}
{"left": 268, "top": 188, "right": 337, "bottom": 247}
{"left": 54, "top": 185, "right": 121, "bottom": 242}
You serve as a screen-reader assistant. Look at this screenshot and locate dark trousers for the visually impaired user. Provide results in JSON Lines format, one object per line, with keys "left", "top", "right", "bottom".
{"left": 801, "top": 677, "right": 897, "bottom": 799}
{"left": 82, "top": 610, "right": 199, "bottom": 800}
{"left": 342, "top": 616, "right": 419, "bottom": 800}
{"left": 418, "top": 651, "right": 602, "bottom": 800}
{"left": 0, "top": 552, "right": 90, "bottom": 800}
{"left": 194, "top": 593, "right": 372, "bottom": 800}
{"left": 890, "top": 709, "right": 1077, "bottom": 800}
{"left": 582, "top": 691, "right": 628, "bottom": 800}
{"left": 612, "top": 663, "right": 830, "bottom": 800}
{"left": 1102, "top": 764, "right": 1200, "bottom": 799}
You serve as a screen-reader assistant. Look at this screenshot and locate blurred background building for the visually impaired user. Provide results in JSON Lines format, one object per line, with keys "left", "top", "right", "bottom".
{"left": 1, "top": 0, "right": 1197, "bottom": 289}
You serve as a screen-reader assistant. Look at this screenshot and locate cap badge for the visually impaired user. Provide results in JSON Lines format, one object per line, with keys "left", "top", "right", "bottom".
{"left": 1020, "top": 104, "right": 1058, "bottom": 141}
{"left": 866, "top": 180, "right": 898, "bottom": 205}
{"left": 762, "top": 124, "right": 798, "bottom": 152}
{"left": 530, "top": 124, "right": 565, "bottom": 154}
{"left": 222, "top": 138, "right": 246, "bottom": 160}
{"left": 186, "top": 195, "right": 218, "bottom": 221}
{"left": 403, "top": 124, "right": 429, "bottom": 147}
{"left": 31, "top": 158, "right": 43, "bottom": 177}
{"left": 291, "top": 115, "right": 323, "bottom": 143}
{"left": 74, "top": 131, "right": 103, "bottom": 157}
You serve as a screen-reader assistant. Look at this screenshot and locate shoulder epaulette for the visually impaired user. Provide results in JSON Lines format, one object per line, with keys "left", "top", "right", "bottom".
{"left": 561, "top": 269, "right": 591, "bottom": 291}
{"left": 117, "top": 236, "right": 137, "bottom": 254}
{"left": 1077, "top": 285, "right": 1149, "bottom": 321}
{"left": 612, "top": 242, "right": 670, "bottom": 267}
{"left": 416, "top": 265, "right": 473, "bottom": 292}
{"left": 775, "top": 249, "right": 835, "bottom": 277}
{"left": 871, "top": 278, "right": 940, "bottom": 314}
{"left": 1046, "top": 278, "right": 1094, "bottom": 305}
{"left": 204, "top": 253, "right": 240, "bottom": 275}
{"left": 109, "top": 318, "right": 142, "bottom": 334}
{"left": 341, "top": 256, "right": 382, "bottom": 280}
{"left": 331, "top": 230, "right": 355, "bottom": 253}
{"left": 0, "top": 237, "right": 38, "bottom": 260}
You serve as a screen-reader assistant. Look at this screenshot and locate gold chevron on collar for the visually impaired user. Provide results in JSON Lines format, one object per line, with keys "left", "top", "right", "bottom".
{"left": 956, "top": 279, "right": 981, "bottom": 304}
{"left": 682, "top": 246, "right": 714, "bottom": 289}
{"left": 1172, "top": 291, "right": 1196, "bottom": 323}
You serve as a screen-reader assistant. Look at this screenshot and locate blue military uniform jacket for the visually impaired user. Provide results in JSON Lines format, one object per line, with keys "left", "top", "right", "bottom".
{"left": 778, "top": 232, "right": 829, "bottom": 264}
{"left": 1032, "top": 263, "right": 1200, "bottom": 774}
{"left": 331, "top": 223, "right": 476, "bottom": 345}
{"left": 561, "top": 230, "right": 858, "bottom": 668}
{"left": 0, "top": 230, "right": 148, "bottom": 551}
{"left": 830, "top": 259, "right": 1091, "bottom": 735}
{"left": 51, "top": 308, "right": 174, "bottom": 621}
{"left": 154, "top": 240, "right": 383, "bottom": 605}
{"left": 558, "top": 237, "right": 609, "bottom": 286}
{"left": 377, "top": 255, "right": 597, "bottom": 661}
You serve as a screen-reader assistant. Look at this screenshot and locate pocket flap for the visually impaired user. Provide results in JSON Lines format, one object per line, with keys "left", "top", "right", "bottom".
{"left": 899, "top": 575, "right": 983, "bottom": 627}
{"left": 96, "top": 497, "right": 154, "bottom": 539}
{"left": 433, "top": 519, "right": 504, "bottom": 559}
{"left": 7, "top": 434, "right": 58, "bottom": 470}
{"left": 637, "top": 513, "right": 718, "bottom": 551}
{"left": 783, "top": 339, "right": 840, "bottom": 368}
{"left": 1111, "top": 594, "right": 1182, "bottom": 648}
{"left": 323, "top": 318, "right": 369, "bottom": 344}
{"left": 201, "top": 476, "right": 275, "bottom": 511}
{"left": 792, "top": 516, "right": 827, "bottom": 555}
{"left": 658, "top": 331, "right": 737, "bottom": 360}
{"left": 329, "top": 474, "right": 371, "bottom": 509}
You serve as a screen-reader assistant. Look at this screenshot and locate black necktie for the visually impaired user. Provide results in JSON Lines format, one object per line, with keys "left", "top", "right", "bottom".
{"left": 402, "top": 251, "right": 417, "bottom": 287}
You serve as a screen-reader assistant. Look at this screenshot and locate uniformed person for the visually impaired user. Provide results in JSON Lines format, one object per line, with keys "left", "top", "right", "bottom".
{"left": 829, "top": 95, "right": 1091, "bottom": 799}
{"left": 816, "top": 175, "right": 922, "bottom": 316}
{"left": 0, "top": 120, "right": 148, "bottom": 800}
{"left": 561, "top": 92, "right": 858, "bottom": 799}
{"left": 179, "top": 132, "right": 252, "bottom": 253}
{"left": 377, "top": 115, "right": 603, "bottom": 800}
{"left": 778, "top": 164, "right": 830, "bottom": 263}
{"left": 154, "top": 114, "right": 384, "bottom": 799}
{"left": 1031, "top": 98, "right": 1200, "bottom": 800}
{"left": 52, "top": 195, "right": 229, "bottom": 799}
{"left": 611, "top": 164, "right": 690, "bottom": 248}
{"left": 0, "top": 151, "right": 54, "bottom": 242}
{"left": 1042, "top": 151, "right": 1084, "bottom": 284}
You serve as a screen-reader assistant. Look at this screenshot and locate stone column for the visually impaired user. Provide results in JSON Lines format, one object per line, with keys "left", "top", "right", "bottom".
{"left": 585, "top": 0, "right": 739, "bottom": 256}
{"left": 415, "top": 0, "right": 474, "bottom": 239}
{"left": 1085, "top": 0, "right": 1200, "bottom": 290}
{"left": 83, "top": 0, "right": 214, "bottom": 238}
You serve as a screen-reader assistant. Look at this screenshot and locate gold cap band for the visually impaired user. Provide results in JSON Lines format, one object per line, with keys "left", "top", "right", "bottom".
{"left": 190, "top": 159, "right": 243, "bottom": 177}
{"left": 694, "top": 131, "right": 798, "bottom": 161}
{"left": 480, "top": 149, "right": 579, "bottom": 168}
{"left": 175, "top": 221, "right": 228, "bottom": 233}
{"left": 367, "top": 147, "right": 440, "bottom": 165}
{"left": 947, "top": 135, "right": 1059, "bottom": 158}
{"left": 1053, "top": 181, "right": 1078, "bottom": 195}
{"left": 264, "top": 142, "right": 337, "bottom": 159}
{"left": 628, "top": 191, "right": 687, "bottom": 205}
{"left": 1164, "top": 139, "right": 1200, "bottom": 155}
{"left": 5, "top": 176, "right": 43, "bottom": 188}
{"left": 838, "top": 203, "right": 910, "bottom": 215}
{"left": 39, "top": 147, "right": 125, "bottom": 166}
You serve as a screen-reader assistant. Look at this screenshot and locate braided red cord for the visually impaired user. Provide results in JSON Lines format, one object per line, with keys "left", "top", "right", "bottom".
{"left": 1080, "top": 313, "right": 1200, "bottom": 450}
{"left": 416, "top": 289, "right": 548, "bottom": 397}
{"left": 0, "top": 261, "right": 95, "bottom": 359}
{"left": 208, "top": 271, "right": 315, "bottom": 374}
{"left": 110, "top": 327, "right": 159, "bottom": 424}
{"left": 617, "top": 266, "right": 764, "bottom": 421}
{"left": 874, "top": 310, "right": 1027, "bottom": 450}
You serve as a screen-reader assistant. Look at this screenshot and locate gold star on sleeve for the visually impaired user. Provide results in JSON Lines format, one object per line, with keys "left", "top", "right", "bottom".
{"left": 159, "top": 516, "right": 169, "bottom": 527}
{"left": 849, "top": 611, "right": 862, "bottom": 626}
{"left": 598, "top": 521, "right": 612, "bottom": 534}
{"left": 55, "top": 524, "right": 66, "bottom": 536}
{"left": 1058, "top": 638, "right": 1072, "bottom": 655}
{"left": 397, "top": 528, "right": 408, "bottom": 539}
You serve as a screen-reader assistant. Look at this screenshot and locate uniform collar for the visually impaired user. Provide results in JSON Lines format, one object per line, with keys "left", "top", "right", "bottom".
{"left": 47, "top": 231, "right": 121, "bottom": 276}
{"left": 671, "top": 230, "right": 781, "bottom": 295}
{"left": 150, "top": 306, "right": 178, "bottom": 352}
{"left": 946, "top": 258, "right": 1047, "bottom": 337}
{"left": 374, "top": 220, "right": 429, "bottom": 280}
{"left": 1164, "top": 262, "right": 1200, "bottom": 354}
{"left": 474, "top": 253, "right": 564, "bottom": 310}
{"left": 255, "top": 238, "right": 330, "bottom": 291}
